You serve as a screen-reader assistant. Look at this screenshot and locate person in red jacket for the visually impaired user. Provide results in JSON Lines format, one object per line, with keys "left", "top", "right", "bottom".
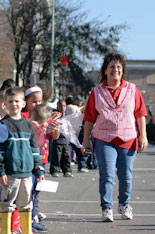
{"left": 22, "top": 85, "right": 60, "bottom": 232}
{"left": 81, "top": 52, "right": 148, "bottom": 222}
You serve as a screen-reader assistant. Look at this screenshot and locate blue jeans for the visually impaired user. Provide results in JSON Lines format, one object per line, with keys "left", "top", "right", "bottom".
{"left": 95, "top": 139, "right": 136, "bottom": 209}
{"left": 32, "top": 164, "right": 45, "bottom": 220}
{"left": 32, "top": 174, "right": 40, "bottom": 220}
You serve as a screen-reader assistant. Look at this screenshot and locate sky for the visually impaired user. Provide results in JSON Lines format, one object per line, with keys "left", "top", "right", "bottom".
{"left": 82, "top": 0, "right": 155, "bottom": 63}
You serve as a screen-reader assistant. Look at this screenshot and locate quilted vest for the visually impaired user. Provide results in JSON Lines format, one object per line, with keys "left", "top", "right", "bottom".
{"left": 93, "top": 81, "right": 137, "bottom": 142}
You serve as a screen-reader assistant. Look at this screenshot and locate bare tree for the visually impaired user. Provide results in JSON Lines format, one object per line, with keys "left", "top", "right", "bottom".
{"left": 0, "top": 0, "right": 127, "bottom": 95}
{"left": 0, "top": 0, "right": 51, "bottom": 85}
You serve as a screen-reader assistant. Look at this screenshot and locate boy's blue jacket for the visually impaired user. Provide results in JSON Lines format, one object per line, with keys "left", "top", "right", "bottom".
{"left": 0, "top": 115, "right": 44, "bottom": 178}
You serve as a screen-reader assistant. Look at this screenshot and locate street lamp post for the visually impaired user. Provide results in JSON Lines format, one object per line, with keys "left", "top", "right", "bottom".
{"left": 50, "top": 0, "right": 55, "bottom": 90}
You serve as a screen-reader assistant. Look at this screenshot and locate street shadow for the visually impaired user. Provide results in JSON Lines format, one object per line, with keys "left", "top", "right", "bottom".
{"left": 128, "top": 230, "right": 155, "bottom": 231}
{"left": 46, "top": 217, "right": 100, "bottom": 223}
{"left": 45, "top": 217, "right": 121, "bottom": 223}
{"left": 140, "top": 152, "right": 155, "bottom": 156}
{"left": 133, "top": 188, "right": 155, "bottom": 191}
{"left": 119, "top": 224, "right": 155, "bottom": 231}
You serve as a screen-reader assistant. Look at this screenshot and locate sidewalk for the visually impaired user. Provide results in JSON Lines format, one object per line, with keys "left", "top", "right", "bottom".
{"left": 39, "top": 146, "right": 155, "bottom": 234}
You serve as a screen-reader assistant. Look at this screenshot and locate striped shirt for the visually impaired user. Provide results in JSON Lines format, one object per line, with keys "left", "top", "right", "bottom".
{"left": 0, "top": 115, "right": 44, "bottom": 178}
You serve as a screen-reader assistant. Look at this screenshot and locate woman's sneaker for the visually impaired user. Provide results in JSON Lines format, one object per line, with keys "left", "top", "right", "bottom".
{"left": 102, "top": 208, "right": 114, "bottom": 222}
{"left": 118, "top": 204, "right": 133, "bottom": 220}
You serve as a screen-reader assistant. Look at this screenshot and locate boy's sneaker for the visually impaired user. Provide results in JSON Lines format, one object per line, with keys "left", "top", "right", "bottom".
{"left": 102, "top": 208, "right": 114, "bottom": 222}
{"left": 63, "top": 172, "right": 74, "bottom": 177}
{"left": 32, "top": 222, "right": 48, "bottom": 233}
{"left": 38, "top": 212, "right": 47, "bottom": 221}
{"left": 118, "top": 204, "right": 133, "bottom": 220}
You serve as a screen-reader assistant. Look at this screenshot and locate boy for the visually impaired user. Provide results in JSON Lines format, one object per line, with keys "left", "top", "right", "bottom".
{"left": 0, "top": 87, "right": 45, "bottom": 234}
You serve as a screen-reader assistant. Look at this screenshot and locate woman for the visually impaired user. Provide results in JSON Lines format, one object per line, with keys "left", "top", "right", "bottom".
{"left": 81, "top": 52, "right": 148, "bottom": 222}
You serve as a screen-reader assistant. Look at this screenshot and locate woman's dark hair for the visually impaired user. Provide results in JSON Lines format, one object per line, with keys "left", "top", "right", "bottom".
{"left": 100, "top": 52, "right": 126, "bottom": 82}
{"left": 1, "top": 79, "right": 16, "bottom": 90}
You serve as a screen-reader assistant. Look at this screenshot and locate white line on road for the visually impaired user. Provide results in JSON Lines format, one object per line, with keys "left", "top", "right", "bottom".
{"left": 40, "top": 200, "right": 155, "bottom": 204}
{"left": 44, "top": 213, "right": 155, "bottom": 217}
{"left": 72, "top": 168, "right": 155, "bottom": 172}
{"left": 133, "top": 168, "right": 155, "bottom": 171}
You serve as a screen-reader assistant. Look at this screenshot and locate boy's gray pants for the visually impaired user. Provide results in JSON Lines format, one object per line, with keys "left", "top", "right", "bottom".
{"left": 0, "top": 175, "right": 32, "bottom": 212}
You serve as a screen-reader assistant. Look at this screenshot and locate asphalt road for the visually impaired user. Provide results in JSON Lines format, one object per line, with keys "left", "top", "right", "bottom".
{"left": 39, "top": 146, "right": 155, "bottom": 234}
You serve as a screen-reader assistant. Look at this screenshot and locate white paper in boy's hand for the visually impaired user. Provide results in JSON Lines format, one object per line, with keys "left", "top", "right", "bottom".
{"left": 36, "top": 180, "right": 59, "bottom": 193}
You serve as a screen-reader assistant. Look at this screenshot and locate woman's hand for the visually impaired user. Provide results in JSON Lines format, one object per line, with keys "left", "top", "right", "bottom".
{"left": 137, "top": 117, "right": 148, "bottom": 152}
{"left": 138, "top": 135, "right": 148, "bottom": 152}
{"left": 81, "top": 139, "right": 93, "bottom": 155}
{"left": 81, "top": 121, "right": 94, "bottom": 155}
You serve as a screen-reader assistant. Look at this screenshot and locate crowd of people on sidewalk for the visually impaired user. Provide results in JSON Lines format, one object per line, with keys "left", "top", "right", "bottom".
{"left": 0, "top": 78, "right": 97, "bottom": 234}
{"left": 0, "top": 52, "right": 151, "bottom": 233}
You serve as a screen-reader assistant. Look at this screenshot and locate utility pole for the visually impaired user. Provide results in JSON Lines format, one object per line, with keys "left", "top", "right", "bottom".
{"left": 50, "top": 0, "right": 55, "bottom": 90}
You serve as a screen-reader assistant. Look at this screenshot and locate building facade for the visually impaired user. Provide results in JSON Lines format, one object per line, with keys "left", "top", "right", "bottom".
{"left": 126, "top": 60, "right": 155, "bottom": 120}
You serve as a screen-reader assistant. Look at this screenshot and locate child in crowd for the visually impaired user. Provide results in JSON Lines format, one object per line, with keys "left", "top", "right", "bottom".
{"left": 22, "top": 85, "right": 43, "bottom": 119}
{"left": 0, "top": 87, "right": 45, "bottom": 234}
{"left": 37, "top": 79, "right": 62, "bottom": 164}
{"left": 0, "top": 90, "right": 8, "bottom": 211}
{"left": 0, "top": 83, "right": 23, "bottom": 234}
{"left": 22, "top": 84, "right": 60, "bottom": 233}
{"left": 22, "top": 85, "right": 45, "bottom": 232}
{"left": 0, "top": 78, "right": 16, "bottom": 119}
{"left": 0, "top": 90, "right": 6, "bottom": 119}
{"left": 50, "top": 100, "right": 73, "bottom": 177}
{"left": 8, "top": 85, "right": 42, "bottom": 234}
{"left": 31, "top": 104, "right": 60, "bottom": 168}
{"left": 0, "top": 123, "right": 8, "bottom": 206}
{"left": 37, "top": 79, "right": 62, "bottom": 121}
{"left": 0, "top": 78, "right": 16, "bottom": 91}
{"left": 65, "top": 95, "right": 81, "bottom": 115}
{"left": 30, "top": 104, "right": 60, "bottom": 232}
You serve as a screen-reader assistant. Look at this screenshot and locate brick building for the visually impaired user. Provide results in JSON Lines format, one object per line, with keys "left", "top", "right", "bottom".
{"left": 126, "top": 60, "right": 155, "bottom": 119}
